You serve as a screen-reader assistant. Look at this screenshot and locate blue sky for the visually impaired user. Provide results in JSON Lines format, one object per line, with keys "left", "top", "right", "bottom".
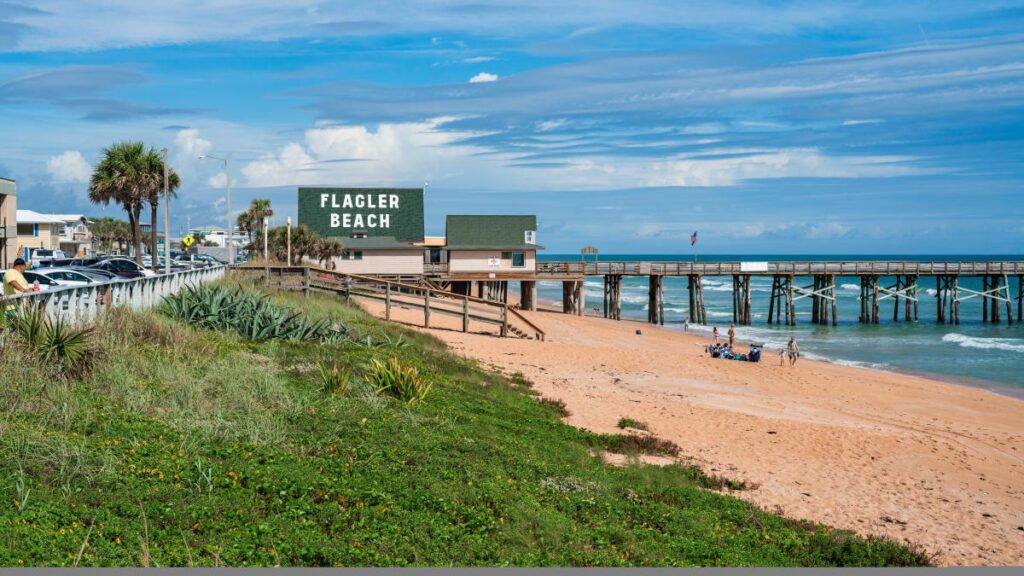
{"left": 1, "top": 1, "right": 1022, "bottom": 254}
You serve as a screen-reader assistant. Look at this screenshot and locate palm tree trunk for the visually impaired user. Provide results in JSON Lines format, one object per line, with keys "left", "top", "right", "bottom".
{"left": 150, "top": 202, "right": 159, "bottom": 272}
{"left": 129, "top": 206, "right": 143, "bottom": 265}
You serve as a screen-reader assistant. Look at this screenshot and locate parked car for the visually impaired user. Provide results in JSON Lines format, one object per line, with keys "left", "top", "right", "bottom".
{"left": 26, "top": 268, "right": 102, "bottom": 286}
{"left": 64, "top": 266, "right": 120, "bottom": 280}
{"left": 29, "top": 248, "right": 67, "bottom": 267}
{"left": 20, "top": 271, "right": 59, "bottom": 291}
{"left": 87, "top": 257, "right": 153, "bottom": 279}
{"left": 140, "top": 255, "right": 190, "bottom": 273}
{"left": 31, "top": 267, "right": 111, "bottom": 286}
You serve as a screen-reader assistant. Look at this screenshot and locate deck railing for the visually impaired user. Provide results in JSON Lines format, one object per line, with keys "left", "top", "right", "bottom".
{"left": 3, "top": 265, "right": 226, "bottom": 322}
{"left": 236, "top": 265, "right": 545, "bottom": 341}
{"left": 536, "top": 261, "right": 1024, "bottom": 276}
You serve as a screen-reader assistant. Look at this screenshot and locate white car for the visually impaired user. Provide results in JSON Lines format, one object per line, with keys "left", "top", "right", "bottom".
{"left": 28, "top": 268, "right": 107, "bottom": 287}
{"left": 29, "top": 248, "right": 67, "bottom": 267}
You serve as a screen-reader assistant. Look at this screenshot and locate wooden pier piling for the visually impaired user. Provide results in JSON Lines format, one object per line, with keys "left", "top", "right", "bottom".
{"left": 648, "top": 275, "right": 664, "bottom": 325}
{"left": 519, "top": 280, "right": 536, "bottom": 311}
{"left": 687, "top": 274, "right": 706, "bottom": 324}
{"left": 603, "top": 274, "right": 622, "bottom": 320}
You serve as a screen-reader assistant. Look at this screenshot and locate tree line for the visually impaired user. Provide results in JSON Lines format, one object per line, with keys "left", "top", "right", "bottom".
{"left": 88, "top": 141, "right": 343, "bottom": 269}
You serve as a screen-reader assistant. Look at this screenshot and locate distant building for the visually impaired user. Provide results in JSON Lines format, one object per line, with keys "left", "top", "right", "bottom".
{"left": 444, "top": 215, "right": 541, "bottom": 274}
{"left": 191, "top": 225, "right": 242, "bottom": 248}
{"left": 49, "top": 214, "right": 93, "bottom": 257}
{"left": 16, "top": 209, "right": 63, "bottom": 257}
{"left": 0, "top": 177, "right": 15, "bottom": 268}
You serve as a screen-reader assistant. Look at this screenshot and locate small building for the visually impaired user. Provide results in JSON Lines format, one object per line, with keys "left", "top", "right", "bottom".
{"left": 16, "top": 209, "right": 64, "bottom": 257}
{"left": 49, "top": 214, "right": 93, "bottom": 257}
{"left": 1, "top": 177, "right": 15, "bottom": 268}
{"left": 444, "top": 215, "right": 542, "bottom": 274}
{"left": 330, "top": 234, "right": 425, "bottom": 276}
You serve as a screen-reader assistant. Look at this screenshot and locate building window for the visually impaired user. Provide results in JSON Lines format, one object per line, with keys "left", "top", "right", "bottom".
{"left": 34, "top": 224, "right": 39, "bottom": 237}
{"left": 525, "top": 230, "right": 536, "bottom": 244}
{"left": 343, "top": 250, "right": 363, "bottom": 260}
{"left": 511, "top": 252, "right": 525, "bottom": 268}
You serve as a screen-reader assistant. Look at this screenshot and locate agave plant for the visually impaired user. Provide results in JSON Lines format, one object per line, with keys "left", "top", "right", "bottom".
{"left": 317, "top": 362, "right": 351, "bottom": 394}
{"left": 368, "top": 357, "right": 432, "bottom": 404}
{"left": 9, "top": 304, "right": 94, "bottom": 379}
{"left": 161, "top": 285, "right": 348, "bottom": 343}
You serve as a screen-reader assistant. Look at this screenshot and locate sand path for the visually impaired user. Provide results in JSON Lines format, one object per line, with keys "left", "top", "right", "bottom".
{"left": 356, "top": 296, "right": 1024, "bottom": 566}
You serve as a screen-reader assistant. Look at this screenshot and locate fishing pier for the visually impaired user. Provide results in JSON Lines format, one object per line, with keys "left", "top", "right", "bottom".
{"left": 431, "top": 260, "right": 1024, "bottom": 327}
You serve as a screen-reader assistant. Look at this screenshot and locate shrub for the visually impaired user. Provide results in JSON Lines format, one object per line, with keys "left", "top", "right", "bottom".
{"left": 161, "top": 285, "right": 347, "bottom": 343}
{"left": 369, "top": 357, "right": 432, "bottom": 403}
{"left": 617, "top": 417, "right": 649, "bottom": 431}
{"left": 318, "top": 362, "right": 351, "bottom": 394}
{"left": 9, "top": 304, "right": 94, "bottom": 379}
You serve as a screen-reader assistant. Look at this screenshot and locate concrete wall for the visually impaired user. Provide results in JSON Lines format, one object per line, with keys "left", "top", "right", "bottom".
{"left": 448, "top": 250, "right": 536, "bottom": 273}
{"left": 331, "top": 249, "right": 425, "bottom": 275}
{"left": 0, "top": 181, "right": 15, "bottom": 268}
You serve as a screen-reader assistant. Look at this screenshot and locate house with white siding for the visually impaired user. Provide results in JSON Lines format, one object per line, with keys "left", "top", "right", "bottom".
{"left": 444, "top": 215, "right": 542, "bottom": 275}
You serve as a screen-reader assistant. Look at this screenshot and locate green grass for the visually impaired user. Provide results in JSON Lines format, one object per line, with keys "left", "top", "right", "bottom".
{"left": 0, "top": 276, "right": 931, "bottom": 567}
{"left": 617, "top": 418, "right": 650, "bottom": 432}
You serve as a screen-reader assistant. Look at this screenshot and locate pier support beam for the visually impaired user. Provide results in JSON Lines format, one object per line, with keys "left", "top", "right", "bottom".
{"left": 687, "top": 274, "right": 706, "bottom": 324}
{"left": 768, "top": 274, "right": 793, "bottom": 325}
{"left": 796, "top": 274, "right": 837, "bottom": 325}
{"left": 562, "top": 280, "right": 584, "bottom": 316}
{"left": 648, "top": 275, "right": 664, "bottom": 325}
{"left": 732, "top": 274, "right": 752, "bottom": 325}
{"left": 603, "top": 275, "right": 622, "bottom": 320}
{"left": 519, "top": 280, "right": 536, "bottom": 311}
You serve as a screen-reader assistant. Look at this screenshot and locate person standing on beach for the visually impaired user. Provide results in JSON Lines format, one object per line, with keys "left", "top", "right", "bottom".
{"left": 787, "top": 337, "right": 800, "bottom": 366}
{"left": 728, "top": 324, "right": 736, "bottom": 347}
{"left": 713, "top": 326, "right": 719, "bottom": 344}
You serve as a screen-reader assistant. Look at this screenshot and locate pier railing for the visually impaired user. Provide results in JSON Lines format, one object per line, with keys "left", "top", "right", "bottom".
{"left": 235, "top": 265, "right": 545, "bottom": 341}
{"left": 3, "top": 265, "right": 227, "bottom": 322}
{"left": 536, "top": 261, "right": 1024, "bottom": 277}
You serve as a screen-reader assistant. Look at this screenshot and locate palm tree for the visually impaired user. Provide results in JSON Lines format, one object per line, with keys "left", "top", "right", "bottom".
{"left": 237, "top": 211, "right": 255, "bottom": 243}
{"left": 89, "top": 142, "right": 158, "bottom": 265}
{"left": 143, "top": 150, "right": 180, "bottom": 272}
{"left": 248, "top": 198, "right": 273, "bottom": 245}
{"left": 315, "top": 238, "right": 344, "bottom": 269}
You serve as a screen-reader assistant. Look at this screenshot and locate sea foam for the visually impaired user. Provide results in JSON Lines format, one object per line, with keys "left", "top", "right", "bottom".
{"left": 942, "top": 333, "right": 1024, "bottom": 353}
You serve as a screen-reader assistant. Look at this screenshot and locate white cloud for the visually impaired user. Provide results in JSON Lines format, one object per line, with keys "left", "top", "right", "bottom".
{"left": 463, "top": 56, "right": 495, "bottom": 63}
{"left": 46, "top": 150, "right": 91, "bottom": 183}
{"left": 842, "top": 119, "right": 883, "bottom": 126}
{"left": 469, "top": 72, "right": 498, "bottom": 83}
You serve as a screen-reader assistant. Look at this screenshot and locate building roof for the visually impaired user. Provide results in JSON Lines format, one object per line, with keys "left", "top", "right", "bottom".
{"left": 48, "top": 214, "right": 88, "bottom": 224}
{"left": 445, "top": 215, "right": 543, "bottom": 250}
{"left": 16, "top": 210, "right": 64, "bottom": 224}
{"left": 329, "top": 236, "right": 425, "bottom": 251}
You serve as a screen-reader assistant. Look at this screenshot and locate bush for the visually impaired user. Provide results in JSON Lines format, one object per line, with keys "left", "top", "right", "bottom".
{"left": 617, "top": 417, "right": 649, "bottom": 431}
{"left": 8, "top": 304, "right": 94, "bottom": 380}
{"left": 161, "top": 285, "right": 347, "bottom": 343}
{"left": 368, "top": 356, "right": 432, "bottom": 403}
{"left": 318, "top": 362, "right": 351, "bottom": 394}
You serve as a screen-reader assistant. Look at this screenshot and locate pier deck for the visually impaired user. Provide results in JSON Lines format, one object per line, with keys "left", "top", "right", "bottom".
{"left": 430, "top": 260, "right": 1024, "bottom": 327}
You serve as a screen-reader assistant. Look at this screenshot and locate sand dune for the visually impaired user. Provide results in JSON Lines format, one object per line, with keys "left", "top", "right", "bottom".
{"left": 355, "top": 295, "right": 1024, "bottom": 566}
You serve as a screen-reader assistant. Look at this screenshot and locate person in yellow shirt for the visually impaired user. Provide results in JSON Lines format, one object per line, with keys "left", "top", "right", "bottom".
{"left": 3, "top": 258, "right": 29, "bottom": 297}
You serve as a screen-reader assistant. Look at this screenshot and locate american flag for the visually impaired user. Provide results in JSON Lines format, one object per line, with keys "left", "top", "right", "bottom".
{"left": 690, "top": 231, "right": 698, "bottom": 246}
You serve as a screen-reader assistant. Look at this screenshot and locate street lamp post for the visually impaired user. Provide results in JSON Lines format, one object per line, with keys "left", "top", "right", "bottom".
{"left": 286, "top": 216, "right": 292, "bottom": 266}
{"left": 199, "top": 154, "right": 233, "bottom": 265}
{"left": 162, "top": 147, "right": 171, "bottom": 275}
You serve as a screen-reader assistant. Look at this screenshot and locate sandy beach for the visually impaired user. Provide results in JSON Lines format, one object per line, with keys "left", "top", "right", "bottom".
{"left": 355, "top": 294, "right": 1024, "bottom": 566}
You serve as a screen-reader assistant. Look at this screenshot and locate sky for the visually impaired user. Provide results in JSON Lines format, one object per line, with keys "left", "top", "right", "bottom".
{"left": 1, "top": 1, "right": 1022, "bottom": 254}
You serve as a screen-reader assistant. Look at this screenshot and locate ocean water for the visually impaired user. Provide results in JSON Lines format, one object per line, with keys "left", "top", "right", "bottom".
{"left": 527, "top": 254, "right": 1024, "bottom": 397}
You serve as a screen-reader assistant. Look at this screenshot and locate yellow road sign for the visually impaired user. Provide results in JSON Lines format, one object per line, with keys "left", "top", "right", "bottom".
{"left": 182, "top": 234, "right": 195, "bottom": 248}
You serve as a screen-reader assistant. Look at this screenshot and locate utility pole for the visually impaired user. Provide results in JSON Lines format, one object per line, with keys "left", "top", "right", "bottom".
{"left": 199, "top": 154, "right": 232, "bottom": 264}
{"left": 264, "top": 216, "right": 269, "bottom": 263}
{"left": 287, "top": 216, "right": 292, "bottom": 266}
{"left": 162, "top": 148, "right": 171, "bottom": 275}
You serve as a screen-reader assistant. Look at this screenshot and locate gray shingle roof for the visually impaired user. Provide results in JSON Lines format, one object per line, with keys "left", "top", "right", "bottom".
{"left": 328, "top": 236, "right": 424, "bottom": 250}
{"left": 444, "top": 215, "right": 543, "bottom": 250}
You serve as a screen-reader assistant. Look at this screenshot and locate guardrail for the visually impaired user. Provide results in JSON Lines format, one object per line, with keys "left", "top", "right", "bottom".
{"left": 536, "top": 261, "right": 1024, "bottom": 276}
{"left": 3, "top": 265, "right": 226, "bottom": 322}
{"left": 236, "top": 265, "right": 546, "bottom": 341}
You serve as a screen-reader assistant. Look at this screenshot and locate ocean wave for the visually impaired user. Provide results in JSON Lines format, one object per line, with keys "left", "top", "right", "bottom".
{"left": 942, "top": 333, "right": 1024, "bottom": 353}
{"left": 841, "top": 283, "right": 860, "bottom": 291}
{"left": 925, "top": 288, "right": 938, "bottom": 297}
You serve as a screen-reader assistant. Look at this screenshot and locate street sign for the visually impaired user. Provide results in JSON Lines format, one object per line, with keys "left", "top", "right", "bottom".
{"left": 182, "top": 234, "right": 195, "bottom": 248}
